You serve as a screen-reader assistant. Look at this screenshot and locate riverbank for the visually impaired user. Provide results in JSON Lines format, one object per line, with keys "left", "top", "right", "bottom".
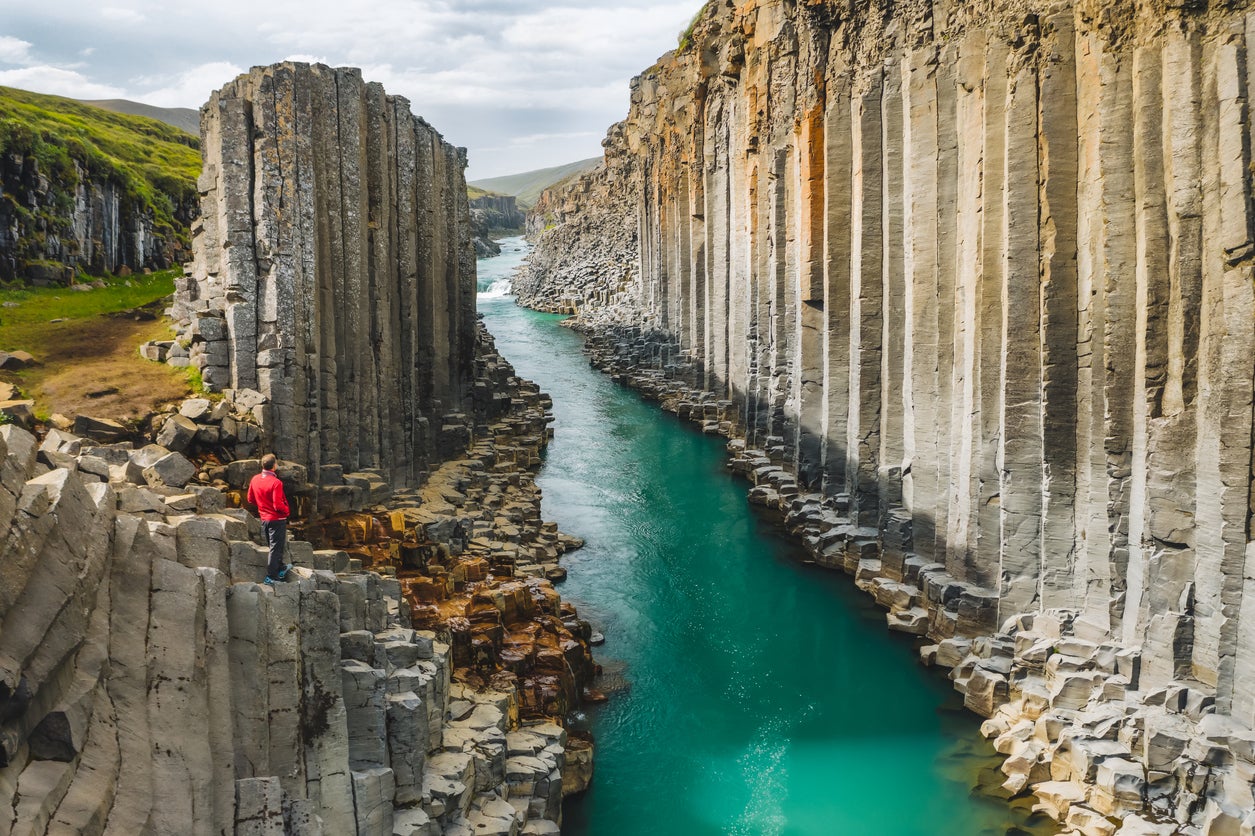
{"left": 0, "top": 309, "right": 595, "bottom": 835}
{"left": 545, "top": 314, "right": 1252, "bottom": 834}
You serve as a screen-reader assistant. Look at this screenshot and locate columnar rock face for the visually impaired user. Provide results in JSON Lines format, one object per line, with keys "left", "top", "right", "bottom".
{"left": 469, "top": 195, "right": 525, "bottom": 234}
{"left": 0, "top": 404, "right": 572, "bottom": 836}
{"left": 174, "top": 63, "right": 478, "bottom": 488}
{"left": 0, "top": 153, "right": 192, "bottom": 282}
{"left": 470, "top": 195, "right": 526, "bottom": 258}
{"left": 0, "top": 62, "right": 582, "bottom": 835}
{"left": 523, "top": 0, "right": 1255, "bottom": 828}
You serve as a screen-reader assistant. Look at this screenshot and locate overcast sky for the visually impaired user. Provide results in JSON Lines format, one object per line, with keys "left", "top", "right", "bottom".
{"left": 0, "top": 0, "right": 698, "bottom": 179}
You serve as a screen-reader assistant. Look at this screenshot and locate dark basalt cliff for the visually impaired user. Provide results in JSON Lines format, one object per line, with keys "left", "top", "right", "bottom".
{"left": 519, "top": 0, "right": 1255, "bottom": 828}
{"left": 172, "top": 64, "right": 479, "bottom": 489}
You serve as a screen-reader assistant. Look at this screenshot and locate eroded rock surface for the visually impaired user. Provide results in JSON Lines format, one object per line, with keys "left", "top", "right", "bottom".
{"left": 0, "top": 365, "right": 583, "bottom": 835}
{"left": 521, "top": 0, "right": 1255, "bottom": 830}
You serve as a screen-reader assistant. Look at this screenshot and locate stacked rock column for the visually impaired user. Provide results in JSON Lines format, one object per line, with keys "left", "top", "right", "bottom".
{"left": 179, "top": 63, "right": 477, "bottom": 489}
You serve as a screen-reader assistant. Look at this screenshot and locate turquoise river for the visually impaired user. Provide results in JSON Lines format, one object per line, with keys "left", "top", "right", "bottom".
{"left": 476, "top": 239, "right": 1052, "bottom": 836}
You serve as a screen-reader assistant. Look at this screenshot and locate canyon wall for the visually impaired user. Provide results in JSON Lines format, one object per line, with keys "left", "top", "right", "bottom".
{"left": 469, "top": 195, "right": 525, "bottom": 258}
{"left": 0, "top": 154, "right": 194, "bottom": 282}
{"left": 0, "top": 401, "right": 571, "bottom": 836}
{"left": 522, "top": 0, "right": 1255, "bottom": 829}
{"left": 173, "top": 63, "right": 478, "bottom": 489}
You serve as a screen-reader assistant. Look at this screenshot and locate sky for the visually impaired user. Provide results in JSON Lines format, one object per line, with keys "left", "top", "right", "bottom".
{"left": 0, "top": 0, "right": 699, "bottom": 179}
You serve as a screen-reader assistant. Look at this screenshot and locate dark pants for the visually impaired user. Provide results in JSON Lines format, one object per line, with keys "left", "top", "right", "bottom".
{"left": 262, "top": 519, "right": 288, "bottom": 579}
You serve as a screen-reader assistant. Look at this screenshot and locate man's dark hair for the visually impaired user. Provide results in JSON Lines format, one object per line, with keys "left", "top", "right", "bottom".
{"left": 261, "top": 453, "right": 277, "bottom": 471}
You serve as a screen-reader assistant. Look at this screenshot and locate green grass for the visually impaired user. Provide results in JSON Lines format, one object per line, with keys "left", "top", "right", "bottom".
{"left": 0, "top": 269, "right": 177, "bottom": 351}
{"left": 0, "top": 86, "right": 200, "bottom": 264}
{"left": 677, "top": 4, "right": 708, "bottom": 52}
{"left": 468, "top": 157, "right": 601, "bottom": 209}
{"left": 0, "top": 267, "right": 192, "bottom": 422}
{"left": 184, "top": 364, "right": 214, "bottom": 397}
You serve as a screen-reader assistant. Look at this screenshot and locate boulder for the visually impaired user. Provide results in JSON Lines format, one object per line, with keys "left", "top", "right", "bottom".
{"left": 0, "top": 399, "right": 36, "bottom": 429}
{"left": 143, "top": 452, "right": 196, "bottom": 488}
{"left": 0, "top": 350, "right": 35, "bottom": 370}
{"left": 73, "top": 415, "right": 130, "bottom": 443}
{"left": 157, "top": 415, "right": 198, "bottom": 452}
{"left": 130, "top": 444, "right": 171, "bottom": 470}
{"left": 179, "top": 398, "right": 213, "bottom": 420}
{"left": 39, "top": 429, "right": 82, "bottom": 457}
{"left": 226, "top": 388, "right": 268, "bottom": 413}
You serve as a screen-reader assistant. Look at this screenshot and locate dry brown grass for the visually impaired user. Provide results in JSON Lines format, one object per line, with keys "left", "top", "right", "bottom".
{"left": 3, "top": 314, "right": 191, "bottom": 423}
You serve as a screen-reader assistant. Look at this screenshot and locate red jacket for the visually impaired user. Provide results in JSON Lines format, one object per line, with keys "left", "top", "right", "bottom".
{"left": 247, "top": 470, "right": 290, "bottom": 521}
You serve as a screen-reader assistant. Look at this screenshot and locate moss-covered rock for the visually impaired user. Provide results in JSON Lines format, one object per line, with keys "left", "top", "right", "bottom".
{"left": 0, "top": 86, "right": 200, "bottom": 282}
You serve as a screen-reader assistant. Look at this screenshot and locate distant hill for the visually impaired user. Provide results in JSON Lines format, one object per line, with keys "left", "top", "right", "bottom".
{"left": 76, "top": 98, "right": 200, "bottom": 136}
{"left": 470, "top": 157, "right": 601, "bottom": 209}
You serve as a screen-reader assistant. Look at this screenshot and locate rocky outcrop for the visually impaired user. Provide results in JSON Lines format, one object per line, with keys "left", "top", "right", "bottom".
{"left": 0, "top": 152, "right": 193, "bottom": 282}
{"left": 516, "top": 156, "right": 639, "bottom": 319}
{"left": 471, "top": 195, "right": 524, "bottom": 235}
{"left": 0, "top": 380, "right": 575, "bottom": 835}
{"left": 470, "top": 195, "right": 525, "bottom": 258}
{"left": 0, "top": 61, "right": 593, "bottom": 835}
{"left": 523, "top": 0, "right": 1255, "bottom": 830}
{"left": 172, "top": 63, "right": 478, "bottom": 489}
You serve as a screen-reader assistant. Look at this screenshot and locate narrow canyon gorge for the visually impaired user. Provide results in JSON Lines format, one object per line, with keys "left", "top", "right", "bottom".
{"left": 2, "top": 0, "right": 1255, "bottom": 833}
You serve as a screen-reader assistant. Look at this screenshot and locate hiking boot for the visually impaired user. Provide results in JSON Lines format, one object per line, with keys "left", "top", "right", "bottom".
{"left": 278, "top": 563, "right": 293, "bottom": 580}
{"left": 263, "top": 576, "right": 277, "bottom": 586}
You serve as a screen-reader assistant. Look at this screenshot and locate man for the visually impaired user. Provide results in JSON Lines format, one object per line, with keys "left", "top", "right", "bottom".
{"left": 247, "top": 453, "right": 291, "bottom": 585}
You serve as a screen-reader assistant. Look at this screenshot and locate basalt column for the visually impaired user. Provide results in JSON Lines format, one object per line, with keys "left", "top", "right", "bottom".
{"left": 176, "top": 63, "right": 477, "bottom": 487}
{"left": 521, "top": 1, "right": 1255, "bottom": 813}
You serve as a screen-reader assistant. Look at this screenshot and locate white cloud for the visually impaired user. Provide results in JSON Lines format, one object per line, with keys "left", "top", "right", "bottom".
{"left": 1, "top": 0, "right": 701, "bottom": 175}
{"left": 100, "top": 7, "right": 145, "bottom": 24}
{"left": 131, "top": 61, "right": 245, "bottom": 108}
{"left": 281, "top": 54, "right": 329, "bottom": 66}
{"left": 509, "top": 131, "right": 600, "bottom": 147}
{"left": 0, "top": 36, "right": 34, "bottom": 65}
{"left": 0, "top": 65, "right": 124, "bottom": 99}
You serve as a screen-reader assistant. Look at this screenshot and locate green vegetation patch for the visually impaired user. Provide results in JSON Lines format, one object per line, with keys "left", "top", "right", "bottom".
{"left": 0, "top": 87, "right": 200, "bottom": 252}
{"left": 469, "top": 157, "right": 601, "bottom": 209}
{"left": 0, "top": 268, "right": 178, "bottom": 352}
{"left": 0, "top": 267, "right": 192, "bottom": 421}
{"left": 677, "top": 4, "right": 709, "bottom": 52}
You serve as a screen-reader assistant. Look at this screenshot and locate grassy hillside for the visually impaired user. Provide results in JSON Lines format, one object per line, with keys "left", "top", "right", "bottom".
{"left": 469, "top": 157, "right": 601, "bottom": 209}
{"left": 0, "top": 86, "right": 200, "bottom": 250}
